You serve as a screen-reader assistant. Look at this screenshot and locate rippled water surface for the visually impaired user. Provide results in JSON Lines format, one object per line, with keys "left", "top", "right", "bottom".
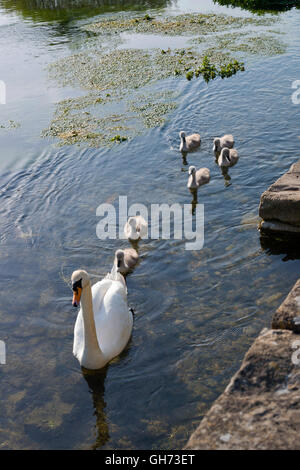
{"left": 0, "top": 0, "right": 300, "bottom": 450}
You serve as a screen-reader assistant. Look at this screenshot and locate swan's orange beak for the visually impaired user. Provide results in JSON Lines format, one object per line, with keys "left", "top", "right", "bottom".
{"left": 72, "top": 287, "right": 82, "bottom": 308}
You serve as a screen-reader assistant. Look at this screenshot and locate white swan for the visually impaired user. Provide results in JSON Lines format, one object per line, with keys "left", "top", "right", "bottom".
{"left": 218, "top": 147, "right": 239, "bottom": 168}
{"left": 114, "top": 248, "right": 138, "bottom": 275}
{"left": 124, "top": 216, "right": 148, "bottom": 241}
{"left": 72, "top": 269, "right": 133, "bottom": 370}
{"left": 179, "top": 131, "right": 201, "bottom": 152}
{"left": 213, "top": 134, "right": 234, "bottom": 153}
{"left": 187, "top": 166, "right": 210, "bottom": 189}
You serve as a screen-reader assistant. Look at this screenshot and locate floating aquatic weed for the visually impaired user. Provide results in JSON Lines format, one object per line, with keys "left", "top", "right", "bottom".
{"left": 44, "top": 10, "right": 284, "bottom": 148}
{"left": 186, "top": 71, "right": 194, "bottom": 81}
{"left": 83, "top": 12, "right": 275, "bottom": 36}
{"left": 185, "top": 55, "right": 245, "bottom": 82}
{"left": 0, "top": 120, "right": 21, "bottom": 129}
{"left": 190, "top": 31, "right": 286, "bottom": 57}
{"left": 55, "top": 91, "right": 117, "bottom": 113}
{"left": 110, "top": 135, "right": 127, "bottom": 142}
{"left": 43, "top": 47, "right": 245, "bottom": 146}
{"left": 48, "top": 49, "right": 157, "bottom": 92}
{"left": 228, "top": 35, "right": 287, "bottom": 55}
{"left": 42, "top": 108, "right": 138, "bottom": 147}
{"left": 195, "top": 55, "right": 218, "bottom": 82}
{"left": 143, "top": 13, "right": 154, "bottom": 21}
{"left": 129, "top": 99, "right": 178, "bottom": 128}
{"left": 218, "top": 60, "right": 245, "bottom": 79}
{"left": 44, "top": 48, "right": 206, "bottom": 146}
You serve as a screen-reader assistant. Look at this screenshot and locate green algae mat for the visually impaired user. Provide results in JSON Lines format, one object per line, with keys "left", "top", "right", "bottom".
{"left": 43, "top": 11, "right": 286, "bottom": 148}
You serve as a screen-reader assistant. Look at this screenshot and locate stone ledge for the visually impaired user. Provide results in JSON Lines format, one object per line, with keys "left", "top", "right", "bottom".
{"left": 272, "top": 279, "right": 300, "bottom": 331}
{"left": 184, "top": 328, "right": 300, "bottom": 450}
{"left": 259, "top": 160, "right": 300, "bottom": 230}
{"left": 260, "top": 220, "right": 300, "bottom": 234}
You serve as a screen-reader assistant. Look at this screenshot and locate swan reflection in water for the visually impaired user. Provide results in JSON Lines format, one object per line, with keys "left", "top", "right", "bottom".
{"left": 189, "top": 188, "right": 198, "bottom": 216}
{"left": 181, "top": 151, "right": 188, "bottom": 166}
{"left": 221, "top": 166, "right": 232, "bottom": 187}
{"left": 81, "top": 337, "right": 133, "bottom": 450}
{"left": 81, "top": 366, "right": 109, "bottom": 449}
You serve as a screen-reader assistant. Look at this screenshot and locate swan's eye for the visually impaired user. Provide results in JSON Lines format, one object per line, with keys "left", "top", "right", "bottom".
{"left": 72, "top": 278, "right": 82, "bottom": 293}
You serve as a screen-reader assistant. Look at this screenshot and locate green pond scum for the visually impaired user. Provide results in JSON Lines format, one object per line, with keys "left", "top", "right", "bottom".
{"left": 43, "top": 11, "right": 286, "bottom": 148}
{"left": 0, "top": 120, "right": 21, "bottom": 129}
{"left": 83, "top": 12, "right": 275, "bottom": 35}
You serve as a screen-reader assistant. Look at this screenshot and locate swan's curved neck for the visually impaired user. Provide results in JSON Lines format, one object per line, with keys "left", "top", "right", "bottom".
{"left": 220, "top": 152, "right": 229, "bottom": 166}
{"left": 190, "top": 172, "right": 196, "bottom": 187}
{"left": 128, "top": 226, "right": 134, "bottom": 239}
{"left": 81, "top": 282, "right": 104, "bottom": 364}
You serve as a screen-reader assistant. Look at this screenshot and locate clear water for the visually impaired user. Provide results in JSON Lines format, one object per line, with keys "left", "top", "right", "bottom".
{"left": 0, "top": 0, "right": 300, "bottom": 450}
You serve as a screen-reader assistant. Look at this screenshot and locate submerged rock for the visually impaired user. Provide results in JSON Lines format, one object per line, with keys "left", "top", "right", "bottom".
{"left": 185, "top": 327, "right": 300, "bottom": 450}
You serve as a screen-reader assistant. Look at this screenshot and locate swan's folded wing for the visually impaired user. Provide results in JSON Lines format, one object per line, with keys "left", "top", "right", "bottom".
{"left": 97, "top": 281, "right": 132, "bottom": 358}
{"left": 91, "top": 278, "right": 112, "bottom": 314}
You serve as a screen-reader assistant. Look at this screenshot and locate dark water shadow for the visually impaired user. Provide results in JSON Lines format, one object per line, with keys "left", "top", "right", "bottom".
{"left": 260, "top": 231, "right": 300, "bottom": 261}
{"left": 80, "top": 329, "right": 134, "bottom": 449}
{"left": 81, "top": 366, "right": 109, "bottom": 449}
{"left": 189, "top": 188, "right": 198, "bottom": 215}
{"left": 0, "top": 0, "right": 171, "bottom": 23}
{"left": 213, "top": 0, "right": 300, "bottom": 13}
{"left": 181, "top": 151, "right": 188, "bottom": 166}
{"left": 221, "top": 166, "right": 232, "bottom": 187}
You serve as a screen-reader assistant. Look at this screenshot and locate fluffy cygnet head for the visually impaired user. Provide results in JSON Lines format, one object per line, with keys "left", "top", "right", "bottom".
{"left": 188, "top": 165, "right": 196, "bottom": 175}
{"left": 213, "top": 138, "right": 220, "bottom": 152}
{"left": 127, "top": 217, "right": 136, "bottom": 228}
{"left": 115, "top": 249, "right": 125, "bottom": 260}
{"left": 115, "top": 249, "right": 125, "bottom": 270}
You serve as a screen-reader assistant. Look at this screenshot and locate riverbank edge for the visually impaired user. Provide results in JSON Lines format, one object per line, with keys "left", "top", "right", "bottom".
{"left": 184, "top": 278, "right": 300, "bottom": 450}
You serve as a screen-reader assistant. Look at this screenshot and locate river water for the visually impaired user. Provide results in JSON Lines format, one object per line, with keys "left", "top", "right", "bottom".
{"left": 0, "top": 0, "right": 299, "bottom": 450}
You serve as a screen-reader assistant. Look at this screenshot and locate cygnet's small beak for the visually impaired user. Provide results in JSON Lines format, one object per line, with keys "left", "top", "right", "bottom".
{"left": 72, "top": 287, "right": 82, "bottom": 308}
